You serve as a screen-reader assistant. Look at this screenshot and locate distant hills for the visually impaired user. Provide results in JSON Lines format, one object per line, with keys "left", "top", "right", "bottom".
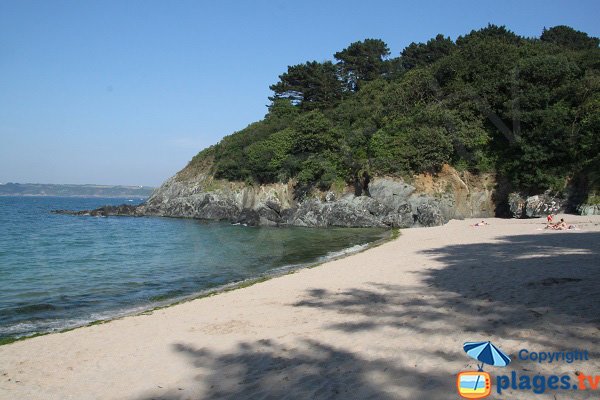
{"left": 0, "top": 183, "right": 154, "bottom": 198}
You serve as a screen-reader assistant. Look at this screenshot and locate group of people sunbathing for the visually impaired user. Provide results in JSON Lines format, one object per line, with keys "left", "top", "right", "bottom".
{"left": 469, "top": 215, "right": 577, "bottom": 230}
{"left": 545, "top": 215, "right": 576, "bottom": 230}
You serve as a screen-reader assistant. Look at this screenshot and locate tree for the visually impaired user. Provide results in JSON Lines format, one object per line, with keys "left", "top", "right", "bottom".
{"left": 292, "top": 111, "right": 337, "bottom": 154}
{"left": 401, "top": 34, "right": 455, "bottom": 70}
{"left": 541, "top": 25, "right": 600, "bottom": 50}
{"left": 456, "top": 24, "right": 522, "bottom": 47}
{"left": 334, "top": 39, "right": 390, "bottom": 91}
{"left": 269, "top": 61, "right": 342, "bottom": 110}
{"left": 246, "top": 128, "right": 296, "bottom": 183}
{"left": 196, "top": 25, "right": 599, "bottom": 202}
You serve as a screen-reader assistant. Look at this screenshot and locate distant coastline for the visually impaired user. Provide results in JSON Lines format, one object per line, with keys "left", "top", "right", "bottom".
{"left": 0, "top": 183, "right": 154, "bottom": 198}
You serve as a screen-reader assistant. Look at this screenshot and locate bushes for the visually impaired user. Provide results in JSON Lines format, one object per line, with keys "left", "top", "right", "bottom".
{"left": 370, "top": 124, "right": 452, "bottom": 175}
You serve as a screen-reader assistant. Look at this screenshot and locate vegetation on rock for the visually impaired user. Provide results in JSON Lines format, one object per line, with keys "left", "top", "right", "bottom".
{"left": 184, "top": 25, "right": 599, "bottom": 198}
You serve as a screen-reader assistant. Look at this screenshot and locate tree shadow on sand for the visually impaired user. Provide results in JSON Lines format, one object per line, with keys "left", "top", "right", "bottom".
{"left": 295, "top": 232, "right": 600, "bottom": 347}
{"left": 421, "top": 232, "right": 600, "bottom": 328}
{"left": 137, "top": 338, "right": 451, "bottom": 400}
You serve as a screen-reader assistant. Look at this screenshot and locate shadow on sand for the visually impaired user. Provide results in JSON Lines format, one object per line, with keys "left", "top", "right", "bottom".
{"left": 142, "top": 339, "right": 450, "bottom": 399}
{"left": 137, "top": 231, "right": 599, "bottom": 399}
{"left": 298, "top": 232, "right": 600, "bottom": 341}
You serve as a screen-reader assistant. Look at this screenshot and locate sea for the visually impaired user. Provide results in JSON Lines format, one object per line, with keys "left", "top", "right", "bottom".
{"left": 0, "top": 196, "right": 388, "bottom": 341}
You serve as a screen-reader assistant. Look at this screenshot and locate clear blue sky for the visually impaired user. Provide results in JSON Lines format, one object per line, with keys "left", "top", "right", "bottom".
{"left": 1, "top": 0, "right": 598, "bottom": 186}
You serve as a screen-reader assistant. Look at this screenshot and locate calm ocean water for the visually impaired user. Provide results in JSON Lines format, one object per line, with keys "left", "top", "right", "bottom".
{"left": 0, "top": 196, "right": 387, "bottom": 340}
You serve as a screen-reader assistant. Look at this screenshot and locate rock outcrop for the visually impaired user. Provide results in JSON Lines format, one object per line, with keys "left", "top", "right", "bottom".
{"left": 59, "top": 165, "right": 498, "bottom": 228}
{"left": 507, "top": 191, "right": 565, "bottom": 218}
{"left": 53, "top": 204, "right": 142, "bottom": 217}
{"left": 578, "top": 204, "right": 600, "bottom": 216}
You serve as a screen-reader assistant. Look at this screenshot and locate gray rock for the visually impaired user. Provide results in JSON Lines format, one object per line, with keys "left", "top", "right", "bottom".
{"left": 369, "top": 178, "right": 416, "bottom": 210}
{"left": 236, "top": 209, "right": 260, "bottom": 226}
{"left": 578, "top": 204, "right": 600, "bottom": 215}
{"left": 508, "top": 192, "right": 526, "bottom": 218}
{"left": 60, "top": 168, "right": 500, "bottom": 229}
{"left": 524, "top": 192, "right": 564, "bottom": 218}
{"left": 381, "top": 202, "right": 414, "bottom": 228}
{"left": 508, "top": 191, "right": 564, "bottom": 218}
{"left": 324, "top": 191, "right": 336, "bottom": 202}
{"left": 265, "top": 200, "right": 281, "bottom": 214}
{"left": 416, "top": 201, "right": 446, "bottom": 227}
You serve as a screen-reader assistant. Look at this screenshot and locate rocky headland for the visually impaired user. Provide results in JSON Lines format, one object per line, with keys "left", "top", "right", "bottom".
{"left": 54, "top": 164, "right": 499, "bottom": 227}
{"left": 55, "top": 160, "right": 600, "bottom": 228}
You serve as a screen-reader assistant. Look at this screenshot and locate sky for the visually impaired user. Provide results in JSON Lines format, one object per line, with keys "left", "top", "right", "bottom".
{"left": 1, "top": 0, "right": 599, "bottom": 186}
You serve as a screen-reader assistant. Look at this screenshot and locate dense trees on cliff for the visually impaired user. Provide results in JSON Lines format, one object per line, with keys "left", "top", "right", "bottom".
{"left": 189, "top": 25, "right": 599, "bottom": 197}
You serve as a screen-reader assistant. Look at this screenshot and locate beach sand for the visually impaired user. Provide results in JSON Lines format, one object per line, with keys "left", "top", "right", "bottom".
{"left": 1, "top": 216, "right": 599, "bottom": 399}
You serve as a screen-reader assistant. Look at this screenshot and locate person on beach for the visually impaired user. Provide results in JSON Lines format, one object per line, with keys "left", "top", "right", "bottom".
{"left": 547, "top": 214, "right": 554, "bottom": 224}
{"left": 545, "top": 218, "right": 577, "bottom": 230}
{"left": 471, "top": 220, "right": 489, "bottom": 227}
{"left": 546, "top": 218, "right": 567, "bottom": 230}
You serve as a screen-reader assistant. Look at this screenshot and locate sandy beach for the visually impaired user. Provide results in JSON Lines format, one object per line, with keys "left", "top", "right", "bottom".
{"left": 1, "top": 216, "right": 599, "bottom": 399}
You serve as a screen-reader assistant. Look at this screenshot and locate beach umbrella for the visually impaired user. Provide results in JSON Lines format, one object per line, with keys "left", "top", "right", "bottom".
{"left": 463, "top": 341, "right": 511, "bottom": 370}
{"left": 463, "top": 341, "right": 511, "bottom": 393}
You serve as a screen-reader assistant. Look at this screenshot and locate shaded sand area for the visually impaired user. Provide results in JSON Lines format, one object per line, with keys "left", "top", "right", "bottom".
{"left": 1, "top": 216, "right": 599, "bottom": 399}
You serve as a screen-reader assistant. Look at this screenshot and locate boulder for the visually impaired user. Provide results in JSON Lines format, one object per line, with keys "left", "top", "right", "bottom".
{"left": 368, "top": 178, "right": 416, "bottom": 210}
{"left": 416, "top": 201, "right": 446, "bottom": 227}
{"left": 578, "top": 204, "right": 600, "bottom": 216}
{"left": 508, "top": 191, "right": 565, "bottom": 218}
{"left": 381, "top": 202, "right": 414, "bottom": 228}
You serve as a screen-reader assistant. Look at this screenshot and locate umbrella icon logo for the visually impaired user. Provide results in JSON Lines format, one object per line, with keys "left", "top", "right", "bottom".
{"left": 457, "top": 341, "right": 511, "bottom": 399}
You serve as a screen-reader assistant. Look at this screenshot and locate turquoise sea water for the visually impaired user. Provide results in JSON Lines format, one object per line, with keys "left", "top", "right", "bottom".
{"left": 0, "top": 197, "right": 387, "bottom": 340}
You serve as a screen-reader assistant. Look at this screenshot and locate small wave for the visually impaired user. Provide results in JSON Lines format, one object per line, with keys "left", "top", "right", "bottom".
{"left": 264, "top": 243, "right": 371, "bottom": 277}
{"left": 0, "top": 304, "right": 155, "bottom": 339}
{"left": 318, "top": 243, "right": 369, "bottom": 261}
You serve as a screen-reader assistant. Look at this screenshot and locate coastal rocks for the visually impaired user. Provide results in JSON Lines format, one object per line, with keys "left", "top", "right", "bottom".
{"left": 412, "top": 165, "right": 496, "bottom": 220}
{"left": 369, "top": 179, "right": 416, "bottom": 210}
{"left": 382, "top": 203, "right": 414, "bottom": 228}
{"left": 235, "top": 208, "right": 260, "bottom": 226}
{"left": 52, "top": 204, "right": 141, "bottom": 217}
{"left": 286, "top": 197, "right": 382, "bottom": 227}
{"left": 508, "top": 193, "right": 526, "bottom": 218}
{"left": 416, "top": 201, "right": 446, "bottom": 227}
{"left": 58, "top": 166, "right": 500, "bottom": 228}
{"left": 508, "top": 191, "right": 565, "bottom": 218}
{"left": 578, "top": 204, "right": 600, "bottom": 215}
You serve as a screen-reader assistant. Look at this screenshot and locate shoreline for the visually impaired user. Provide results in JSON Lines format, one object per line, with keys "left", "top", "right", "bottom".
{"left": 1, "top": 216, "right": 598, "bottom": 399}
{"left": 0, "top": 228, "right": 395, "bottom": 346}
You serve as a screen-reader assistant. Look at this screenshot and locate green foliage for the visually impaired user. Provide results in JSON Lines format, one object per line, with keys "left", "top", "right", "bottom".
{"left": 541, "top": 25, "right": 600, "bottom": 50}
{"left": 246, "top": 128, "right": 296, "bottom": 183}
{"left": 335, "top": 38, "right": 391, "bottom": 91}
{"left": 269, "top": 61, "right": 342, "bottom": 110}
{"left": 370, "top": 120, "right": 453, "bottom": 175}
{"left": 297, "top": 154, "right": 339, "bottom": 190}
{"left": 292, "top": 111, "right": 337, "bottom": 154}
{"left": 456, "top": 24, "right": 523, "bottom": 47}
{"left": 401, "top": 34, "right": 455, "bottom": 70}
{"left": 186, "top": 25, "right": 600, "bottom": 198}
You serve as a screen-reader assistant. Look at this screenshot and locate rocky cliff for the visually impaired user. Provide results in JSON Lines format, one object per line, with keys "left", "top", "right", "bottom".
{"left": 114, "top": 164, "right": 497, "bottom": 228}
